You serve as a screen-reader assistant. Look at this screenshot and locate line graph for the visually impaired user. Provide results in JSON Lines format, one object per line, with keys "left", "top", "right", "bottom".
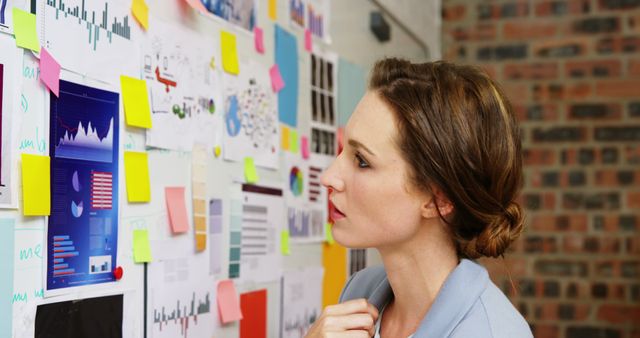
{"left": 153, "top": 292, "right": 211, "bottom": 338}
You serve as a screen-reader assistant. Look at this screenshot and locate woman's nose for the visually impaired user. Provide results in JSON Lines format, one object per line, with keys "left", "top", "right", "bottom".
{"left": 320, "top": 156, "right": 345, "bottom": 192}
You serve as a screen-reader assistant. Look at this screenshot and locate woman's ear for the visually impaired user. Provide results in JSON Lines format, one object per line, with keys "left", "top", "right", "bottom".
{"left": 421, "top": 188, "right": 453, "bottom": 219}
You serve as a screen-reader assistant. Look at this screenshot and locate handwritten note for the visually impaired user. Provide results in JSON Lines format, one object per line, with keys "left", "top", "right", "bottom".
{"left": 269, "top": 64, "right": 285, "bottom": 93}
{"left": 244, "top": 157, "right": 259, "bottom": 184}
{"left": 132, "top": 0, "right": 149, "bottom": 30}
{"left": 221, "top": 31, "right": 239, "bottom": 75}
{"left": 133, "top": 229, "right": 152, "bottom": 263}
{"left": 39, "top": 48, "right": 60, "bottom": 97}
{"left": 304, "top": 29, "right": 312, "bottom": 52}
{"left": 12, "top": 8, "right": 39, "bottom": 52}
{"left": 254, "top": 27, "right": 265, "bottom": 54}
{"left": 280, "top": 230, "right": 290, "bottom": 255}
{"left": 165, "top": 187, "right": 189, "bottom": 233}
{"left": 120, "top": 76, "right": 153, "bottom": 128}
{"left": 21, "top": 154, "right": 50, "bottom": 216}
{"left": 124, "top": 151, "right": 151, "bottom": 202}
{"left": 301, "top": 136, "right": 310, "bottom": 159}
{"left": 217, "top": 280, "right": 243, "bottom": 323}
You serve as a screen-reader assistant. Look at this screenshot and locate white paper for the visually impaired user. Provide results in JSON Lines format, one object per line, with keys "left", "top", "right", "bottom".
{"left": 282, "top": 267, "right": 324, "bottom": 338}
{"left": 222, "top": 60, "right": 280, "bottom": 169}
{"left": 143, "top": 17, "right": 223, "bottom": 152}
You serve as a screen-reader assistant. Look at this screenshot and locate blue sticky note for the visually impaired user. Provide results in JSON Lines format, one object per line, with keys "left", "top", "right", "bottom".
{"left": 338, "top": 58, "right": 366, "bottom": 126}
{"left": 275, "top": 25, "right": 298, "bottom": 127}
{"left": 0, "top": 218, "right": 15, "bottom": 338}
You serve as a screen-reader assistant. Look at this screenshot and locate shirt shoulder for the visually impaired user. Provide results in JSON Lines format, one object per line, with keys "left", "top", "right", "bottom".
{"left": 449, "top": 282, "right": 532, "bottom": 338}
{"left": 339, "top": 265, "right": 387, "bottom": 303}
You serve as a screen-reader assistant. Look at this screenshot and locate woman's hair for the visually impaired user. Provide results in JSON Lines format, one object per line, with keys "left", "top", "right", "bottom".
{"left": 369, "top": 58, "right": 524, "bottom": 259}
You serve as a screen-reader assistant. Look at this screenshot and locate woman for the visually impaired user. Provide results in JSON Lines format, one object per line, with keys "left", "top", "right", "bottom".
{"left": 306, "top": 59, "right": 533, "bottom": 338}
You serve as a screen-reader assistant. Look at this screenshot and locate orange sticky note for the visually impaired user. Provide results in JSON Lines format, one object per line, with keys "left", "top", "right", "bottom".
{"left": 281, "top": 126, "right": 290, "bottom": 150}
{"left": 132, "top": 0, "right": 149, "bottom": 30}
{"left": 268, "top": 0, "right": 276, "bottom": 20}
{"left": 240, "top": 290, "right": 267, "bottom": 338}
{"left": 21, "top": 154, "right": 50, "bottom": 216}
{"left": 254, "top": 27, "right": 265, "bottom": 54}
{"left": 301, "top": 136, "right": 310, "bottom": 159}
{"left": 217, "top": 280, "right": 244, "bottom": 323}
{"left": 165, "top": 187, "right": 189, "bottom": 233}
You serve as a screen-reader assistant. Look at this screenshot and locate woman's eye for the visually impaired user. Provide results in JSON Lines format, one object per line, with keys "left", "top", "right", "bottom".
{"left": 355, "top": 153, "right": 370, "bottom": 168}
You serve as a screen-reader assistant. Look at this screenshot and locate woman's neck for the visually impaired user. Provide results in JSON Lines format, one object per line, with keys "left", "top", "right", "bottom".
{"left": 377, "top": 221, "right": 459, "bottom": 336}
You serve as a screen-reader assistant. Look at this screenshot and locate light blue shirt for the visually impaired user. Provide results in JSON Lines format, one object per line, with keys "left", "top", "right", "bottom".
{"left": 339, "top": 259, "right": 533, "bottom": 338}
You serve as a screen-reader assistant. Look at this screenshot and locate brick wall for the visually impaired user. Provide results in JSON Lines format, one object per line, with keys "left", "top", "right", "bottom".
{"left": 442, "top": 1, "right": 640, "bottom": 337}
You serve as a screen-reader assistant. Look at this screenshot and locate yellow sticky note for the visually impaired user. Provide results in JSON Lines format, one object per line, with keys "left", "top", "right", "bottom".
{"left": 325, "top": 223, "right": 334, "bottom": 245}
{"left": 322, "top": 243, "right": 347, "bottom": 307}
{"left": 220, "top": 31, "right": 239, "bottom": 75}
{"left": 290, "top": 129, "right": 299, "bottom": 154}
{"left": 214, "top": 146, "right": 222, "bottom": 158}
{"left": 124, "top": 151, "right": 151, "bottom": 202}
{"left": 132, "top": 0, "right": 149, "bottom": 30}
{"left": 281, "top": 230, "right": 290, "bottom": 255}
{"left": 133, "top": 229, "right": 152, "bottom": 263}
{"left": 268, "top": 0, "right": 277, "bottom": 20}
{"left": 120, "top": 76, "right": 152, "bottom": 128}
{"left": 281, "top": 126, "right": 290, "bottom": 150}
{"left": 244, "top": 157, "right": 259, "bottom": 183}
{"left": 21, "top": 154, "right": 50, "bottom": 216}
{"left": 12, "top": 8, "right": 40, "bottom": 52}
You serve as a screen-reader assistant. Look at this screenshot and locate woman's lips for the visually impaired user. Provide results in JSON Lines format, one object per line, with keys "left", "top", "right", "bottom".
{"left": 330, "top": 201, "right": 346, "bottom": 221}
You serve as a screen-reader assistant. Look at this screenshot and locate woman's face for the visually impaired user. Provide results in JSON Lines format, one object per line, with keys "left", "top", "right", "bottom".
{"left": 321, "top": 91, "right": 430, "bottom": 249}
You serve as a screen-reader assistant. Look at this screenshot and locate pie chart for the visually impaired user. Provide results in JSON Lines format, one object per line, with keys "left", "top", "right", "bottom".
{"left": 289, "top": 167, "right": 303, "bottom": 197}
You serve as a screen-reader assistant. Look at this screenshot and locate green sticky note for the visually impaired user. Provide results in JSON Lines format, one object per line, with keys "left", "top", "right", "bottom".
{"left": 12, "top": 8, "right": 40, "bottom": 52}
{"left": 244, "top": 157, "right": 259, "bottom": 183}
{"left": 124, "top": 151, "right": 151, "bottom": 202}
{"left": 21, "top": 154, "right": 50, "bottom": 216}
{"left": 290, "top": 129, "right": 299, "bottom": 154}
{"left": 120, "top": 76, "right": 152, "bottom": 128}
{"left": 281, "top": 230, "right": 290, "bottom": 255}
{"left": 325, "top": 223, "right": 334, "bottom": 245}
{"left": 133, "top": 229, "right": 152, "bottom": 263}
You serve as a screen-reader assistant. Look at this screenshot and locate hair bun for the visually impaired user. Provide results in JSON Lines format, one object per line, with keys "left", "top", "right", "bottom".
{"left": 463, "top": 202, "right": 525, "bottom": 259}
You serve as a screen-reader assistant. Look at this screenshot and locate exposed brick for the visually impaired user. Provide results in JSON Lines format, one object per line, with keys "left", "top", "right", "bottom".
{"left": 532, "top": 127, "right": 586, "bottom": 142}
{"left": 569, "top": 103, "right": 621, "bottom": 120}
{"left": 630, "top": 60, "right": 640, "bottom": 76}
{"left": 566, "top": 326, "right": 622, "bottom": 338}
{"left": 630, "top": 102, "right": 640, "bottom": 117}
{"left": 595, "top": 169, "right": 640, "bottom": 185}
{"left": 601, "top": 147, "right": 619, "bottom": 164}
{"left": 595, "top": 126, "right": 640, "bottom": 141}
{"left": 532, "top": 324, "right": 559, "bottom": 338}
{"left": 627, "top": 237, "right": 640, "bottom": 254}
{"left": 442, "top": 4, "right": 466, "bottom": 21}
{"left": 619, "top": 215, "right": 638, "bottom": 231}
{"left": 514, "top": 104, "right": 559, "bottom": 121}
{"left": 503, "top": 22, "right": 558, "bottom": 40}
{"left": 572, "top": 17, "right": 620, "bottom": 34}
{"left": 534, "top": 38, "right": 588, "bottom": 58}
{"left": 523, "top": 148, "right": 556, "bottom": 165}
{"left": 477, "top": 44, "right": 528, "bottom": 61}
{"left": 592, "top": 283, "right": 609, "bottom": 298}
{"left": 535, "top": 260, "right": 588, "bottom": 277}
{"left": 533, "top": 83, "right": 592, "bottom": 101}
{"left": 544, "top": 280, "right": 561, "bottom": 297}
{"left": 478, "top": 2, "right": 529, "bottom": 20}
{"left": 622, "top": 261, "right": 640, "bottom": 278}
{"left": 563, "top": 192, "right": 620, "bottom": 210}
{"left": 596, "top": 80, "right": 640, "bottom": 98}
{"left": 597, "top": 304, "right": 640, "bottom": 324}
{"left": 536, "top": 0, "right": 591, "bottom": 16}
{"left": 502, "top": 83, "right": 529, "bottom": 103}
{"left": 504, "top": 63, "right": 558, "bottom": 80}
{"left": 566, "top": 281, "right": 589, "bottom": 298}
{"left": 626, "top": 145, "right": 640, "bottom": 164}
{"left": 599, "top": 0, "right": 640, "bottom": 10}
{"left": 524, "top": 235, "right": 558, "bottom": 253}
{"left": 596, "top": 36, "right": 640, "bottom": 54}
{"left": 566, "top": 59, "right": 622, "bottom": 78}
{"left": 448, "top": 23, "right": 496, "bottom": 42}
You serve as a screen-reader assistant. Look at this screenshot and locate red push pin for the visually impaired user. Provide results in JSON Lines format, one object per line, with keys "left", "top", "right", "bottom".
{"left": 113, "top": 266, "right": 123, "bottom": 280}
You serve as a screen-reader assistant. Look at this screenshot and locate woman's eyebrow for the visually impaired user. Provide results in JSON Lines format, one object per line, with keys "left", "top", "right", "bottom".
{"left": 348, "top": 139, "right": 376, "bottom": 157}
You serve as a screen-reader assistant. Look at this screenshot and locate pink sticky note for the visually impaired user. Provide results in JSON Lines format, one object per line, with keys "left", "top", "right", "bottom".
{"left": 254, "top": 27, "right": 265, "bottom": 54}
{"left": 184, "top": 0, "right": 207, "bottom": 12}
{"left": 165, "top": 187, "right": 189, "bottom": 233}
{"left": 301, "top": 136, "right": 310, "bottom": 159}
{"left": 217, "top": 279, "right": 244, "bottom": 323}
{"left": 39, "top": 48, "right": 60, "bottom": 97}
{"left": 269, "top": 64, "right": 285, "bottom": 93}
{"left": 304, "top": 29, "right": 312, "bottom": 52}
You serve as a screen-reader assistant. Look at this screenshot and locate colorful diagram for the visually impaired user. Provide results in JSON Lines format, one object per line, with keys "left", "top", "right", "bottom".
{"left": 289, "top": 167, "right": 304, "bottom": 197}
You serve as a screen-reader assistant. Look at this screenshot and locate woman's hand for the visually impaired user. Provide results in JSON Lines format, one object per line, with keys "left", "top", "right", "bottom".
{"left": 305, "top": 298, "right": 379, "bottom": 338}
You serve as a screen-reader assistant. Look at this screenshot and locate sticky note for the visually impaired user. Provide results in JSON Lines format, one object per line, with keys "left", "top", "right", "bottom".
{"left": 185, "top": 0, "right": 207, "bottom": 12}
{"left": 281, "top": 230, "right": 290, "bottom": 255}
{"left": 120, "top": 76, "right": 152, "bottom": 128}
{"left": 133, "top": 229, "right": 152, "bottom": 263}
{"left": 268, "top": 0, "right": 276, "bottom": 20}
{"left": 289, "top": 129, "right": 299, "bottom": 154}
{"left": 132, "top": 0, "right": 149, "bottom": 30}
{"left": 301, "top": 136, "right": 310, "bottom": 159}
{"left": 217, "top": 280, "right": 243, "bottom": 323}
{"left": 244, "top": 157, "right": 259, "bottom": 183}
{"left": 214, "top": 146, "right": 222, "bottom": 157}
{"left": 124, "top": 151, "right": 151, "bottom": 202}
{"left": 322, "top": 242, "right": 347, "bottom": 307}
{"left": 325, "top": 223, "right": 334, "bottom": 244}
{"left": 304, "top": 29, "right": 312, "bottom": 52}
{"left": 269, "top": 64, "right": 285, "bottom": 93}
{"left": 12, "top": 8, "right": 39, "bottom": 52}
{"left": 240, "top": 290, "right": 267, "bottom": 338}
{"left": 21, "top": 154, "right": 50, "bottom": 216}
{"left": 281, "top": 126, "right": 290, "bottom": 150}
{"left": 254, "top": 27, "right": 265, "bottom": 54}
{"left": 39, "top": 48, "right": 60, "bottom": 97}
{"left": 221, "top": 31, "right": 239, "bottom": 75}
{"left": 165, "top": 187, "right": 189, "bottom": 233}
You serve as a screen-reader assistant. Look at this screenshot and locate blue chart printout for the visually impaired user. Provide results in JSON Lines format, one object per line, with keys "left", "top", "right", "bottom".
{"left": 47, "top": 80, "right": 119, "bottom": 292}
